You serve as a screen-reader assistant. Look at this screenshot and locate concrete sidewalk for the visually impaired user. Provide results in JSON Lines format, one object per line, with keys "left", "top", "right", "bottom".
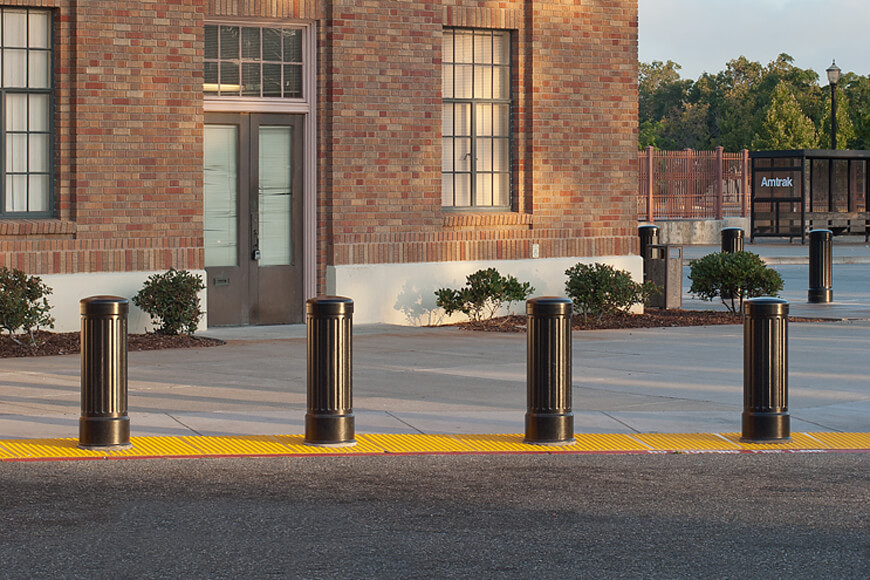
{"left": 1, "top": 241, "right": 868, "bottom": 442}
{"left": 683, "top": 236, "right": 870, "bottom": 264}
{"left": 1, "top": 319, "right": 868, "bottom": 441}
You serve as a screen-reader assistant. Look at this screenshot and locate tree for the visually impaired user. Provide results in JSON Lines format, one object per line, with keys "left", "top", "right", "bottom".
{"left": 760, "top": 54, "right": 822, "bottom": 120}
{"left": 752, "top": 82, "right": 817, "bottom": 150}
{"left": 658, "top": 102, "right": 712, "bottom": 150}
{"left": 639, "top": 60, "right": 693, "bottom": 149}
{"left": 840, "top": 72, "right": 870, "bottom": 149}
{"left": 639, "top": 60, "right": 692, "bottom": 122}
{"left": 715, "top": 57, "right": 765, "bottom": 151}
{"left": 636, "top": 54, "right": 868, "bottom": 153}
{"left": 818, "top": 84, "right": 857, "bottom": 149}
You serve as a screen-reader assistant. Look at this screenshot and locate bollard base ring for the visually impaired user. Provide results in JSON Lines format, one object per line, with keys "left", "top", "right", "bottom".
{"left": 303, "top": 440, "right": 358, "bottom": 448}
{"left": 523, "top": 438, "right": 578, "bottom": 447}
{"left": 741, "top": 411, "right": 790, "bottom": 443}
{"left": 79, "top": 416, "right": 130, "bottom": 449}
{"left": 524, "top": 412, "right": 574, "bottom": 445}
{"left": 739, "top": 436, "right": 793, "bottom": 444}
{"left": 304, "top": 413, "right": 355, "bottom": 446}
{"left": 78, "top": 442, "right": 133, "bottom": 451}
{"left": 808, "top": 289, "right": 832, "bottom": 303}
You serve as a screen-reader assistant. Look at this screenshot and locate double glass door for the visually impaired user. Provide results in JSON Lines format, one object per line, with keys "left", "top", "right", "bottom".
{"left": 204, "top": 113, "right": 303, "bottom": 325}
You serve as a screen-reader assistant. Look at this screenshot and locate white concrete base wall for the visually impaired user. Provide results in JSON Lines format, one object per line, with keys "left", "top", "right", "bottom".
{"left": 652, "top": 217, "right": 750, "bottom": 245}
{"left": 38, "top": 271, "right": 208, "bottom": 333}
{"left": 327, "top": 256, "right": 644, "bottom": 326}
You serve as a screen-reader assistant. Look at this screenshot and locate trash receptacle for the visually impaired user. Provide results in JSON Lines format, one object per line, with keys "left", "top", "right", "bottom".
{"left": 645, "top": 244, "right": 682, "bottom": 309}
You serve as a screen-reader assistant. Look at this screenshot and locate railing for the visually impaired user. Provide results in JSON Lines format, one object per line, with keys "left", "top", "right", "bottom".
{"left": 638, "top": 147, "right": 750, "bottom": 222}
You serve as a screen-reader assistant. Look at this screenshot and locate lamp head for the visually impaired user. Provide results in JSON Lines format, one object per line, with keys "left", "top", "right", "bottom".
{"left": 827, "top": 60, "right": 842, "bottom": 85}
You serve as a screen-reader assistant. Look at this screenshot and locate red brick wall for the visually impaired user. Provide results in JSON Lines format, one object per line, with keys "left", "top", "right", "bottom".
{"left": 206, "top": 0, "right": 319, "bottom": 18}
{"left": 319, "top": 0, "right": 639, "bottom": 291}
{"left": 1, "top": 0, "right": 639, "bottom": 292}
{"left": 0, "top": 0, "right": 205, "bottom": 274}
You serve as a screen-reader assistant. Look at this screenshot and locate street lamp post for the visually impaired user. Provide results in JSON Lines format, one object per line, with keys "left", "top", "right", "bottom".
{"left": 827, "top": 60, "right": 842, "bottom": 150}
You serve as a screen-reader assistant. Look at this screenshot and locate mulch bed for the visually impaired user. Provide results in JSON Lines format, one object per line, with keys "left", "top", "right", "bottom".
{"left": 1, "top": 309, "right": 830, "bottom": 356}
{"left": 452, "top": 309, "right": 827, "bottom": 333}
{"left": 0, "top": 331, "right": 224, "bottom": 358}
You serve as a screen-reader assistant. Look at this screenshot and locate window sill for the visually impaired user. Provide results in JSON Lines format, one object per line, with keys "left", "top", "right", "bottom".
{"left": 0, "top": 219, "right": 77, "bottom": 237}
{"left": 442, "top": 212, "right": 533, "bottom": 229}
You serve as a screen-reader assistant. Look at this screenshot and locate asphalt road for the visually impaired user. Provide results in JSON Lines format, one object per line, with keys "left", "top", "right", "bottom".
{"left": 1, "top": 454, "right": 868, "bottom": 579}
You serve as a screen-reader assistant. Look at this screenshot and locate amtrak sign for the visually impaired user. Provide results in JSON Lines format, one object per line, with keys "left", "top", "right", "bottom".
{"left": 759, "top": 176, "right": 794, "bottom": 188}
{"left": 754, "top": 169, "right": 801, "bottom": 197}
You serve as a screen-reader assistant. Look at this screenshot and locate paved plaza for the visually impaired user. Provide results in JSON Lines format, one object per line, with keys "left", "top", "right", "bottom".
{"left": 1, "top": 240, "right": 869, "bottom": 443}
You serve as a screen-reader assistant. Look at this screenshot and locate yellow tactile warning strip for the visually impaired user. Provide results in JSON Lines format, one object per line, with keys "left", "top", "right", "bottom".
{"left": 718, "top": 432, "right": 833, "bottom": 451}
{"left": 808, "top": 432, "right": 870, "bottom": 450}
{"left": 634, "top": 432, "right": 742, "bottom": 451}
{"left": 0, "top": 432, "right": 868, "bottom": 462}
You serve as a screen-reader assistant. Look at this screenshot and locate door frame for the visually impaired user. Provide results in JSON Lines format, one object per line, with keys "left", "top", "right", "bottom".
{"left": 204, "top": 113, "right": 305, "bottom": 325}
{"left": 203, "top": 20, "right": 317, "bottom": 321}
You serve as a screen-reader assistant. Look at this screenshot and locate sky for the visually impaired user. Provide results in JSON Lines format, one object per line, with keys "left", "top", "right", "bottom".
{"left": 638, "top": 0, "right": 870, "bottom": 81}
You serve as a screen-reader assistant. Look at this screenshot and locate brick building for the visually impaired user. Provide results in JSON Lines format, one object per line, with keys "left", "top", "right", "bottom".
{"left": 0, "top": 0, "right": 639, "bottom": 331}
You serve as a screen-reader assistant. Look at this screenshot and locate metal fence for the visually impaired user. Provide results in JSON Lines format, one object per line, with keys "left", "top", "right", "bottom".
{"left": 638, "top": 147, "right": 750, "bottom": 221}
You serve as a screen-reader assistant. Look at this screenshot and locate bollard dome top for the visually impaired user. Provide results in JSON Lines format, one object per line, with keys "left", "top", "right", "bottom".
{"left": 307, "top": 296, "right": 354, "bottom": 316}
{"left": 80, "top": 296, "right": 129, "bottom": 316}
{"left": 526, "top": 297, "right": 573, "bottom": 316}
{"left": 745, "top": 296, "right": 789, "bottom": 317}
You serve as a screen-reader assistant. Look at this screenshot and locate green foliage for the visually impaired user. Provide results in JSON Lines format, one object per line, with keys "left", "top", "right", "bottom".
{"left": 639, "top": 52, "right": 870, "bottom": 151}
{"left": 688, "top": 251, "right": 784, "bottom": 313}
{"left": 752, "top": 82, "right": 817, "bottom": 150}
{"left": 435, "top": 268, "right": 534, "bottom": 322}
{"left": 132, "top": 268, "right": 205, "bottom": 335}
{"left": 564, "top": 263, "right": 657, "bottom": 322}
{"left": 639, "top": 60, "right": 693, "bottom": 122}
{"left": 816, "top": 85, "right": 856, "bottom": 149}
{"left": 841, "top": 72, "right": 870, "bottom": 149}
{"left": 0, "top": 267, "right": 55, "bottom": 342}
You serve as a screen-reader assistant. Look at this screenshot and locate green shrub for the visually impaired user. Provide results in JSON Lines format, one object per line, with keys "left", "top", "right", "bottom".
{"left": 132, "top": 268, "right": 205, "bottom": 335}
{"left": 564, "top": 262, "right": 657, "bottom": 322}
{"left": 0, "top": 267, "right": 55, "bottom": 343}
{"left": 688, "top": 251, "right": 783, "bottom": 313}
{"left": 435, "top": 268, "right": 535, "bottom": 321}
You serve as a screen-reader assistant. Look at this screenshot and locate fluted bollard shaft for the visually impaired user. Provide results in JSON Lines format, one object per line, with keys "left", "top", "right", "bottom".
{"left": 741, "top": 297, "right": 790, "bottom": 442}
{"left": 525, "top": 297, "right": 574, "bottom": 445}
{"left": 808, "top": 229, "right": 832, "bottom": 303}
{"left": 305, "top": 297, "right": 355, "bottom": 446}
{"left": 721, "top": 227, "right": 744, "bottom": 253}
{"left": 79, "top": 296, "right": 131, "bottom": 449}
{"left": 720, "top": 228, "right": 745, "bottom": 301}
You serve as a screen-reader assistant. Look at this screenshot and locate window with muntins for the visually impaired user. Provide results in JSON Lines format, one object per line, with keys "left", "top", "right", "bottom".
{"left": 442, "top": 28, "right": 511, "bottom": 209}
{"left": 204, "top": 24, "right": 303, "bottom": 99}
{"left": 1, "top": 8, "right": 52, "bottom": 217}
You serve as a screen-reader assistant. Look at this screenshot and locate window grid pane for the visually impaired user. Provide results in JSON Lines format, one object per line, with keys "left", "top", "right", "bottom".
{"left": 442, "top": 29, "right": 511, "bottom": 209}
{"left": 1, "top": 7, "right": 53, "bottom": 217}
{"left": 205, "top": 24, "right": 305, "bottom": 99}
